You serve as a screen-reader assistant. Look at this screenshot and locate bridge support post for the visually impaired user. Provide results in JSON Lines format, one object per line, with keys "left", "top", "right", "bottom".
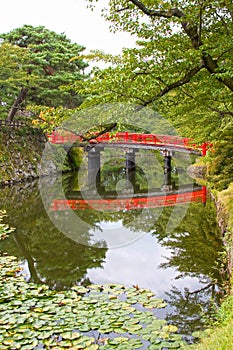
{"left": 162, "top": 171, "right": 173, "bottom": 192}
{"left": 125, "top": 149, "right": 138, "bottom": 171}
{"left": 87, "top": 147, "right": 102, "bottom": 188}
{"left": 162, "top": 150, "right": 172, "bottom": 174}
{"left": 161, "top": 150, "right": 173, "bottom": 191}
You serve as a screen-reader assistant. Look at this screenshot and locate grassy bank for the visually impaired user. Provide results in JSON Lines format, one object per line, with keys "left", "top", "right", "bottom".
{"left": 190, "top": 295, "right": 233, "bottom": 350}
{"left": 189, "top": 183, "right": 233, "bottom": 350}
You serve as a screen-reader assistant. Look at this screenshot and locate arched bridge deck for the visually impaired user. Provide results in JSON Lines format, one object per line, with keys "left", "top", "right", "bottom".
{"left": 48, "top": 131, "right": 210, "bottom": 155}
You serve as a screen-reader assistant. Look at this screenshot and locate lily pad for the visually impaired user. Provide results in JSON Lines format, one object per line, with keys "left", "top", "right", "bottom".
{"left": 162, "top": 325, "right": 178, "bottom": 333}
{"left": 61, "top": 331, "right": 81, "bottom": 340}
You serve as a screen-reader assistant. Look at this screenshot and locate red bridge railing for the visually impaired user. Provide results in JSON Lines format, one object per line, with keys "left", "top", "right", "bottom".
{"left": 50, "top": 187, "right": 207, "bottom": 212}
{"left": 48, "top": 131, "right": 211, "bottom": 155}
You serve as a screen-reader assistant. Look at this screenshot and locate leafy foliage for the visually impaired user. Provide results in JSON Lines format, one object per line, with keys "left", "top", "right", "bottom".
{"left": 0, "top": 43, "right": 31, "bottom": 117}
{"left": 207, "top": 127, "right": 233, "bottom": 190}
{"left": 72, "top": 0, "right": 233, "bottom": 191}
{"left": 0, "top": 25, "right": 88, "bottom": 120}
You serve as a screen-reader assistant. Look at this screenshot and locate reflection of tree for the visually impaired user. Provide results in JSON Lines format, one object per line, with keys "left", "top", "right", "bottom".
{"left": 0, "top": 182, "right": 107, "bottom": 290}
{"left": 154, "top": 201, "right": 227, "bottom": 336}
{"left": 0, "top": 172, "right": 227, "bottom": 327}
{"left": 164, "top": 284, "right": 219, "bottom": 338}
{"left": 158, "top": 201, "right": 226, "bottom": 283}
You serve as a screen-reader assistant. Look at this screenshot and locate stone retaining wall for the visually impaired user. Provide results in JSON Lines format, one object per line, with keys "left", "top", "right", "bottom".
{"left": 0, "top": 126, "right": 55, "bottom": 185}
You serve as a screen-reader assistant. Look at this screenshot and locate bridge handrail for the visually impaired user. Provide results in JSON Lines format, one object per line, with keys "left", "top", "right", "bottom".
{"left": 48, "top": 131, "right": 212, "bottom": 155}
{"left": 50, "top": 187, "right": 207, "bottom": 211}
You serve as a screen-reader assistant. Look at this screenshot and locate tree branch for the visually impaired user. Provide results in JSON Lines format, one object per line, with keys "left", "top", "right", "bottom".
{"left": 137, "top": 64, "right": 204, "bottom": 108}
{"left": 116, "top": 6, "right": 130, "bottom": 12}
{"left": 129, "top": 0, "right": 183, "bottom": 18}
{"left": 209, "top": 107, "right": 233, "bottom": 118}
{"left": 186, "top": 282, "right": 214, "bottom": 296}
{"left": 202, "top": 53, "right": 233, "bottom": 91}
{"left": 61, "top": 123, "right": 118, "bottom": 143}
{"left": 129, "top": 0, "right": 201, "bottom": 49}
{"left": 6, "top": 87, "right": 28, "bottom": 122}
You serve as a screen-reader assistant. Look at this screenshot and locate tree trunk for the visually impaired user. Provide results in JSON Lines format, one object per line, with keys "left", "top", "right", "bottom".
{"left": 6, "top": 87, "right": 28, "bottom": 122}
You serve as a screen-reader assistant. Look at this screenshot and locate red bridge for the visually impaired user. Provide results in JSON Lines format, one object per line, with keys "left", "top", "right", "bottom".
{"left": 50, "top": 187, "right": 207, "bottom": 212}
{"left": 48, "top": 131, "right": 210, "bottom": 156}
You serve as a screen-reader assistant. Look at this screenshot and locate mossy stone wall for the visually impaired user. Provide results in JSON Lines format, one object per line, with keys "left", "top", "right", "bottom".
{"left": 0, "top": 126, "right": 69, "bottom": 185}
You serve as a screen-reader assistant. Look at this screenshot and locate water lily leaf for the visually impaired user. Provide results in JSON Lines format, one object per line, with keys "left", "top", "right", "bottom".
{"left": 78, "top": 324, "right": 90, "bottom": 332}
{"left": 3, "top": 339, "right": 15, "bottom": 346}
{"left": 90, "top": 322, "right": 100, "bottom": 329}
{"left": 39, "top": 325, "right": 54, "bottom": 331}
{"left": 11, "top": 334, "right": 24, "bottom": 341}
{"left": 145, "top": 319, "right": 166, "bottom": 331}
{"left": 11, "top": 300, "right": 22, "bottom": 306}
{"left": 111, "top": 327, "right": 125, "bottom": 334}
{"left": 87, "top": 345, "right": 99, "bottom": 350}
{"left": 160, "top": 341, "right": 181, "bottom": 348}
{"left": 124, "top": 318, "right": 140, "bottom": 325}
{"left": 71, "top": 286, "right": 88, "bottom": 294}
{"left": 116, "top": 346, "right": 134, "bottom": 350}
{"left": 120, "top": 306, "right": 135, "bottom": 313}
{"left": 39, "top": 314, "right": 53, "bottom": 320}
{"left": 169, "top": 334, "right": 182, "bottom": 341}
{"left": 128, "top": 338, "right": 144, "bottom": 347}
{"left": 58, "top": 339, "right": 73, "bottom": 347}
{"left": 98, "top": 326, "right": 113, "bottom": 334}
{"left": 158, "top": 331, "right": 170, "bottom": 339}
{"left": 72, "top": 337, "right": 94, "bottom": 348}
{"left": 83, "top": 338, "right": 93, "bottom": 347}
{"left": 108, "top": 339, "right": 122, "bottom": 346}
{"left": 37, "top": 331, "right": 53, "bottom": 339}
{"left": 148, "top": 344, "right": 163, "bottom": 350}
{"left": 127, "top": 298, "right": 139, "bottom": 304}
{"left": 85, "top": 298, "right": 99, "bottom": 304}
{"left": 143, "top": 299, "right": 167, "bottom": 309}
{"left": 69, "top": 345, "right": 84, "bottom": 349}
{"left": 149, "top": 337, "right": 161, "bottom": 344}
{"left": 21, "top": 330, "right": 37, "bottom": 339}
{"left": 112, "top": 321, "right": 124, "bottom": 327}
{"left": 19, "top": 345, "right": 35, "bottom": 350}
{"left": 33, "top": 307, "right": 43, "bottom": 313}
{"left": 123, "top": 324, "right": 142, "bottom": 333}
{"left": 61, "top": 331, "right": 81, "bottom": 340}
{"left": 162, "top": 325, "right": 178, "bottom": 333}
{"left": 192, "top": 330, "right": 209, "bottom": 339}
{"left": 43, "top": 339, "right": 59, "bottom": 347}
{"left": 75, "top": 317, "right": 88, "bottom": 324}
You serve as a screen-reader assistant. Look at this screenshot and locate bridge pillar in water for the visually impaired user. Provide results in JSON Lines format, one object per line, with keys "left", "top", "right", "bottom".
{"left": 87, "top": 146, "right": 103, "bottom": 188}
{"left": 125, "top": 149, "right": 138, "bottom": 186}
{"left": 125, "top": 149, "right": 138, "bottom": 171}
{"left": 161, "top": 150, "right": 173, "bottom": 191}
{"left": 162, "top": 150, "right": 172, "bottom": 173}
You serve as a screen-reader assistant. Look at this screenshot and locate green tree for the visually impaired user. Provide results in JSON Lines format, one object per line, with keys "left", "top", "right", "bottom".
{"left": 77, "top": 0, "right": 233, "bottom": 141}
{"left": 0, "top": 25, "right": 88, "bottom": 121}
{"left": 0, "top": 43, "right": 31, "bottom": 118}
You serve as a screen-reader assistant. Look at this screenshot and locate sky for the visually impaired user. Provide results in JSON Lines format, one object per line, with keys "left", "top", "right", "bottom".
{"left": 0, "top": 0, "right": 136, "bottom": 55}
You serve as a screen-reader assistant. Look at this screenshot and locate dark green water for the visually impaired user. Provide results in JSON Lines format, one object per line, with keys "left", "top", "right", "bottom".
{"left": 0, "top": 151, "right": 227, "bottom": 341}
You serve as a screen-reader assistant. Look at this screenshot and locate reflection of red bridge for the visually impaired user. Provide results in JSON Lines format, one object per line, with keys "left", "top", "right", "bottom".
{"left": 48, "top": 131, "right": 210, "bottom": 155}
{"left": 50, "top": 187, "right": 207, "bottom": 212}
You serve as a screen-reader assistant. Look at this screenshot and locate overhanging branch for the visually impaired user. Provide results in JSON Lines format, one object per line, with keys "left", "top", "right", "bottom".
{"left": 129, "top": 0, "right": 233, "bottom": 90}
{"left": 129, "top": 0, "right": 183, "bottom": 18}
{"left": 137, "top": 64, "right": 204, "bottom": 108}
